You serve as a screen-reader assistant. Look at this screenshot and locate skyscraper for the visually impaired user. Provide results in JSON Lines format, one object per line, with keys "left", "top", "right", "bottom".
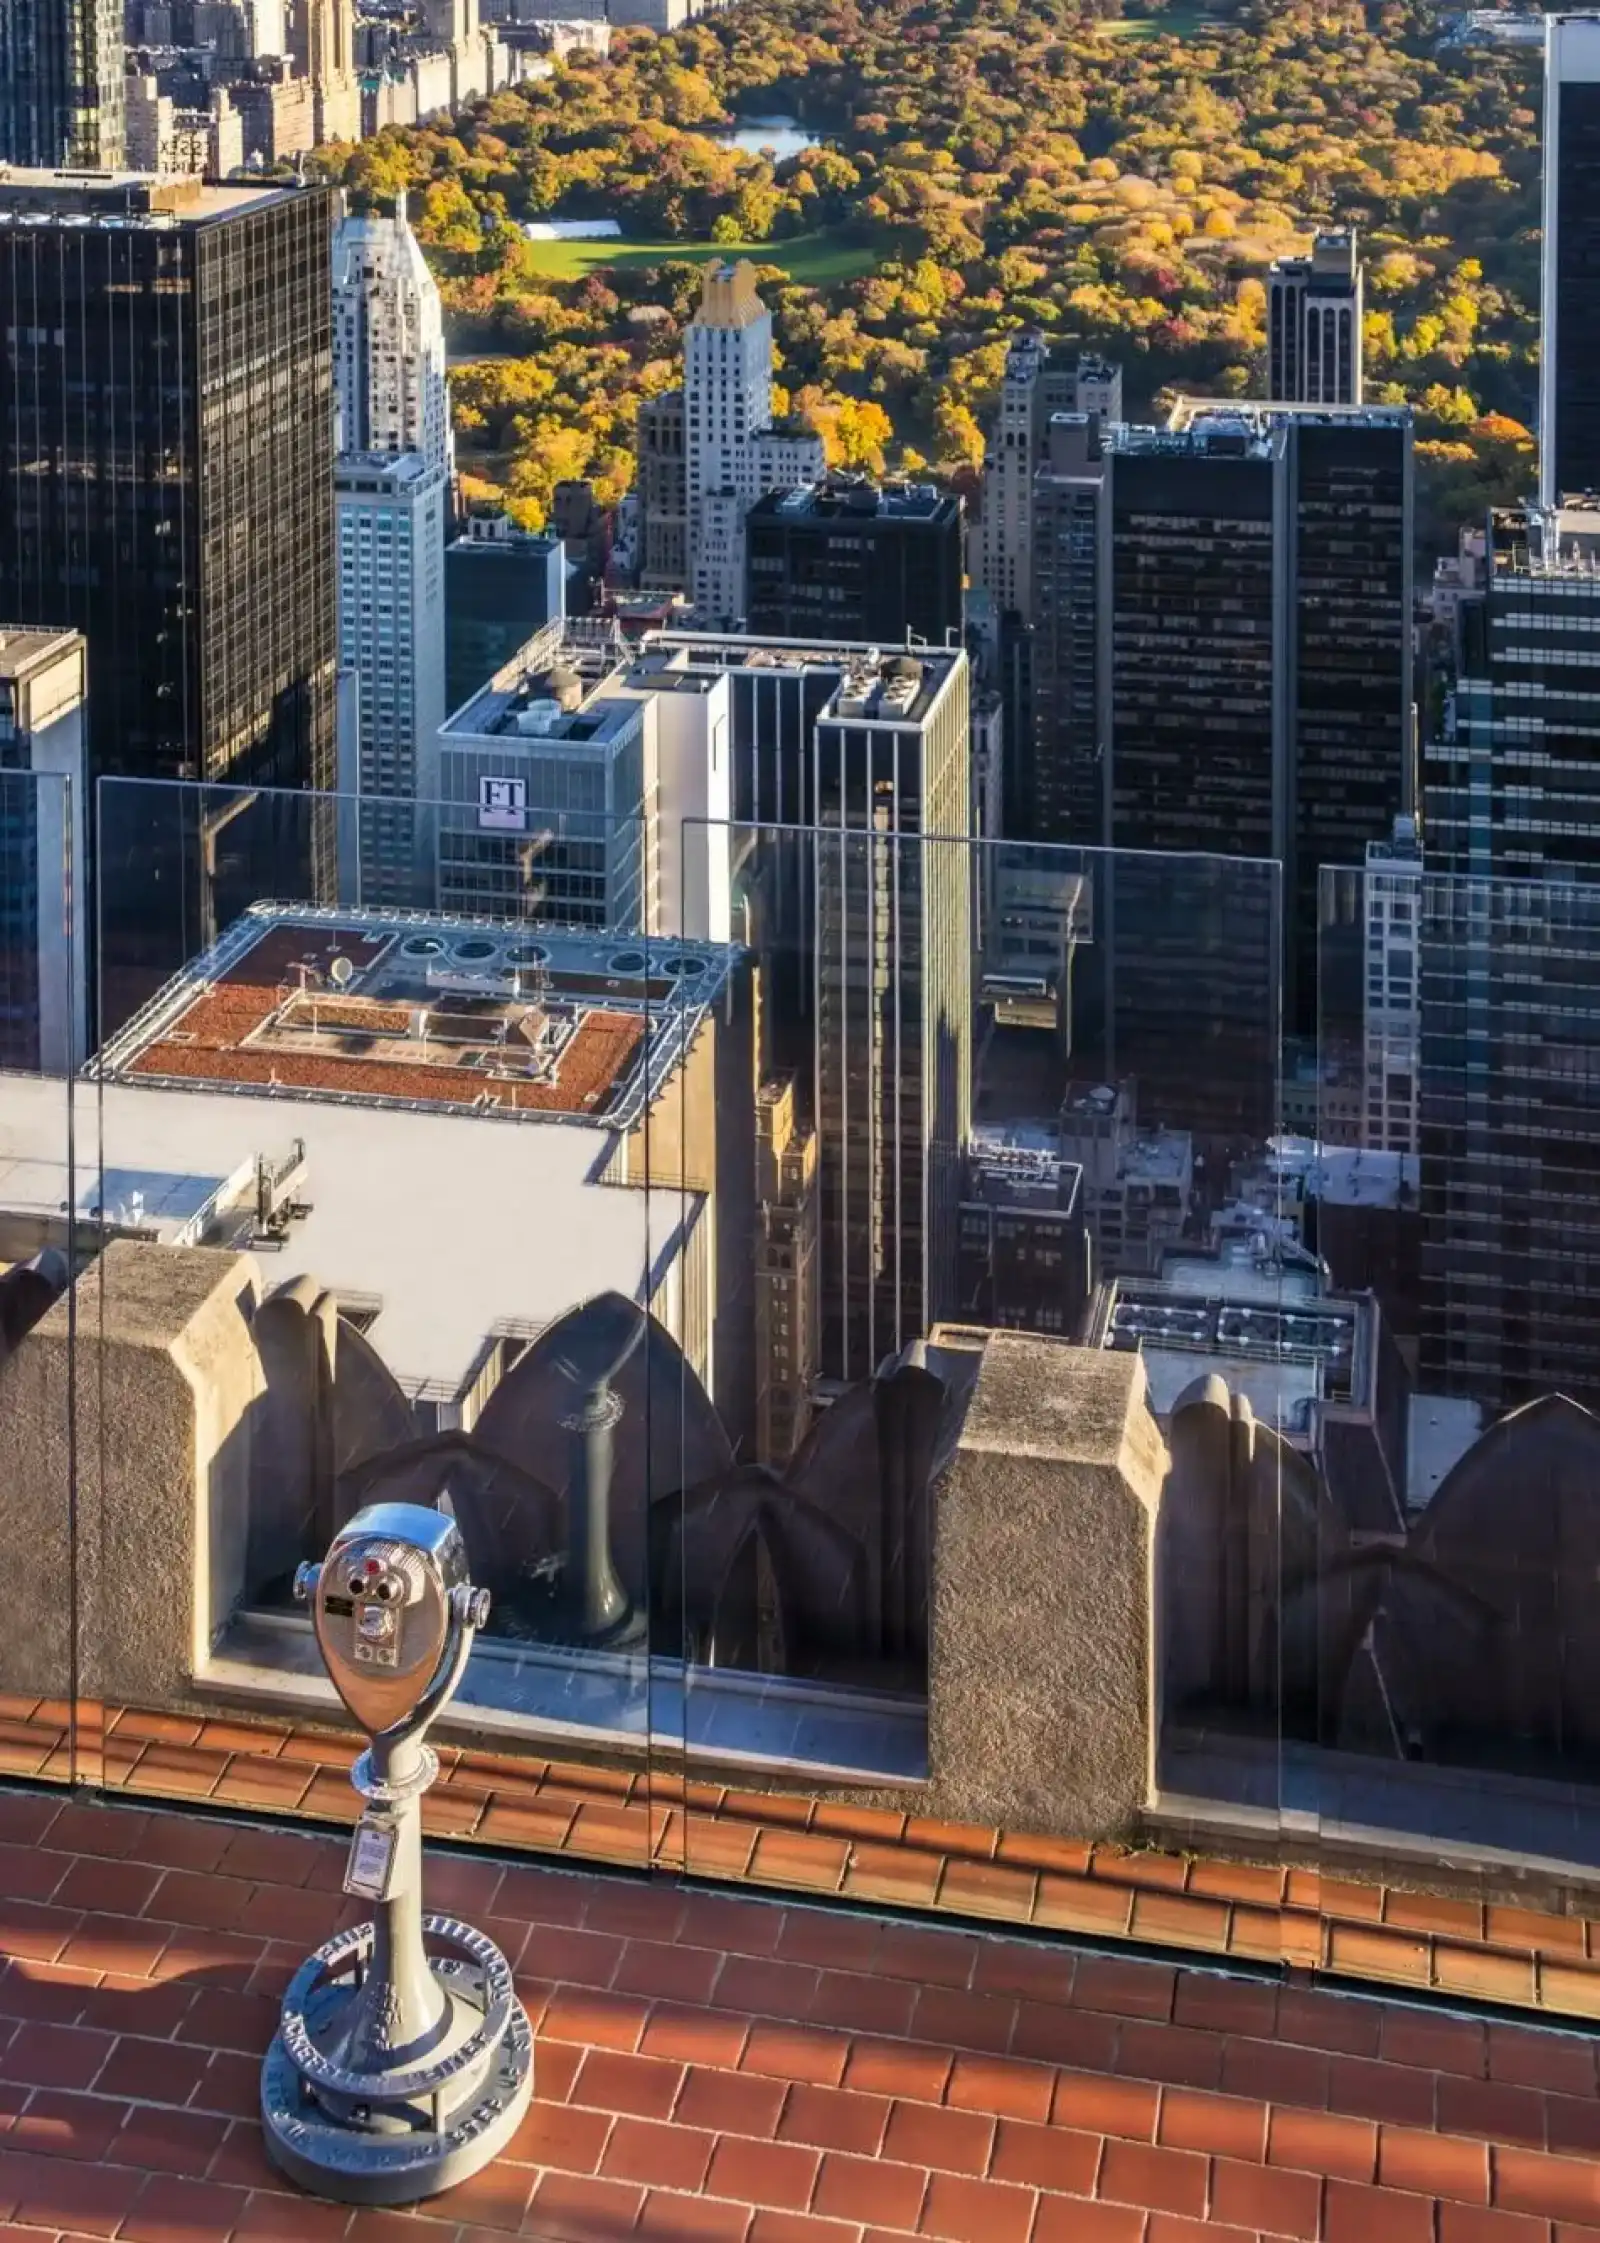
{"left": 974, "top": 338, "right": 1121, "bottom": 624}
{"left": 636, "top": 391, "right": 688, "bottom": 591}
{"left": 331, "top": 204, "right": 451, "bottom": 472}
{"left": 1429, "top": 498, "right": 1600, "bottom": 880}
{"left": 973, "top": 341, "right": 1122, "bottom": 840}
{"left": 685, "top": 264, "right": 772, "bottom": 626}
{"left": 1268, "top": 230, "right": 1365, "bottom": 405}
{"left": 638, "top": 632, "right": 973, "bottom": 1379}
{"left": 1361, "top": 815, "right": 1421, "bottom": 1156}
{"left": 1105, "top": 404, "right": 1412, "bottom": 1024}
{"left": 445, "top": 513, "right": 565, "bottom": 714}
{"left": 744, "top": 480, "right": 963, "bottom": 646}
{"left": 1074, "top": 402, "right": 1412, "bottom": 1134}
{"left": 1417, "top": 872, "right": 1600, "bottom": 1418}
{"left": 680, "top": 264, "right": 825, "bottom": 627}
{"left": 1418, "top": 501, "right": 1600, "bottom": 1416}
{"left": 335, "top": 454, "right": 447, "bottom": 905}
{"left": 1027, "top": 413, "right": 1107, "bottom": 843}
{"left": 0, "top": 0, "right": 124, "bottom": 169}
{"left": 0, "top": 173, "right": 338, "bottom": 801}
{"left": 1542, "top": 16, "right": 1600, "bottom": 505}
{"left": 330, "top": 202, "right": 450, "bottom": 900}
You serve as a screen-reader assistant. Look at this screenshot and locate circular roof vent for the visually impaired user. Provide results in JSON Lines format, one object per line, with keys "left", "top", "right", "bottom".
{"left": 401, "top": 935, "right": 444, "bottom": 957}
{"left": 608, "top": 950, "right": 647, "bottom": 976}
{"left": 453, "top": 938, "right": 498, "bottom": 962}
{"left": 506, "top": 942, "right": 550, "bottom": 967}
{"left": 662, "top": 955, "right": 707, "bottom": 979}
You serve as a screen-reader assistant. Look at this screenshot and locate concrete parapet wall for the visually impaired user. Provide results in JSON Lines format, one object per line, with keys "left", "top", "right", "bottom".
{"left": 0, "top": 1241, "right": 262, "bottom": 1705}
{"left": 0, "top": 1254, "right": 1168, "bottom": 1845}
{"left": 924, "top": 1334, "right": 1169, "bottom": 1841}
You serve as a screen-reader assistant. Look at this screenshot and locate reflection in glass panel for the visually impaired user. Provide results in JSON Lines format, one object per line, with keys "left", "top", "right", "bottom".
{"left": 71, "top": 781, "right": 693, "bottom": 1864}
{"left": 667, "top": 821, "right": 1289, "bottom": 1843}
{"left": 0, "top": 735, "right": 80, "bottom": 1784}
{"left": 1315, "top": 861, "right": 1600, "bottom": 1879}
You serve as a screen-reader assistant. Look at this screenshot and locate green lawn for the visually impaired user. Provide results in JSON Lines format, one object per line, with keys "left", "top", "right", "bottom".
{"left": 520, "top": 229, "right": 879, "bottom": 286}
{"left": 1099, "top": 3, "right": 1226, "bottom": 33}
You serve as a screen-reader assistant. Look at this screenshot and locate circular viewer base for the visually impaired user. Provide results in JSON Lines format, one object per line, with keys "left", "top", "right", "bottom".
{"left": 260, "top": 1928, "right": 534, "bottom": 2206}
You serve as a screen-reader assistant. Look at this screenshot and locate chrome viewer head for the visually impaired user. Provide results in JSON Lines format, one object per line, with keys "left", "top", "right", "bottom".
{"left": 294, "top": 1502, "right": 489, "bottom": 1740}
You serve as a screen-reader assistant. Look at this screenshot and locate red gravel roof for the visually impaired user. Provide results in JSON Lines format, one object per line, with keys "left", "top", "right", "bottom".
{"left": 122, "top": 921, "right": 650, "bottom": 1116}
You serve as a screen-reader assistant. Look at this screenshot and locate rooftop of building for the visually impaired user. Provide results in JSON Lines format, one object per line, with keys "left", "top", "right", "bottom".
{"left": 964, "top": 1130, "right": 1084, "bottom": 1214}
{"left": 442, "top": 617, "right": 632, "bottom": 737}
{"left": 755, "top": 414, "right": 824, "bottom": 444}
{"left": 1056, "top": 1083, "right": 1193, "bottom": 1182}
{"left": 96, "top": 902, "right": 736, "bottom": 1128}
{"left": 1092, "top": 1239, "right": 1364, "bottom": 1431}
{"left": 334, "top": 449, "right": 445, "bottom": 487}
{"left": 689, "top": 257, "right": 766, "bottom": 331}
{"left": 0, "top": 167, "right": 302, "bottom": 224}
{"left": 1491, "top": 498, "right": 1600, "bottom": 577}
{"left": 1162, "top": 397, "right": 1410, "bottom": 437}
{"left": 0, "top": 1067, "right": 705, "bottom": 1397}
{"left": 448, "top": 512, "right": 563, "bottom": 556}
{"left": 1257, "top": 1136, "right": 1420, "bottom": 1210}
{"left": 753, "top": 477, "right": 960, "bottom": 527}
{"left": 0, "top": 624, "right": 85, "bottom": 684}
{"left": 1268, "top": 226, "right": 1361, "bottom": 279}
{"left": 642, "top": 631, "right": 966, "bottom": 731}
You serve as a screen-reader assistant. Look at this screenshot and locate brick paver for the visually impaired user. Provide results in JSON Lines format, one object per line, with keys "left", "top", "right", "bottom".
{"left": 0, "top": 1788, "right": 1597, "bottom": 2240}
{"left": 5, "top": 1697, "right": 1600, "bottom": 2029}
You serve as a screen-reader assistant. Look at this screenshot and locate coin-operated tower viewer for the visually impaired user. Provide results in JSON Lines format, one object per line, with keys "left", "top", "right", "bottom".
{"left": 261, "top": 1503, "right": 534, "bottom": 2203}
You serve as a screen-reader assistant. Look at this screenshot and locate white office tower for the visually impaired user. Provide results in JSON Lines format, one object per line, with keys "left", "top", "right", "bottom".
{"left": 1361, "top": 815, "right": 1422, "bottom": 1155}
{"left": 331, "top": 201, "right": 451, "bottom": 903}
{"left": 331, "top": 203, "right": 451, "bottom": 474}
{"left": 336, "top": 456, "right": 448, "bottom": 908}
{"left": 684, "top": 262, "right": 774, "bottom": 627}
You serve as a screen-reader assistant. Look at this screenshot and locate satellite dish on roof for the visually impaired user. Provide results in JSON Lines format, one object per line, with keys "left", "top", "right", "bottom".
{"left": 329, "top": 956, "right": 355, "bottom": 988}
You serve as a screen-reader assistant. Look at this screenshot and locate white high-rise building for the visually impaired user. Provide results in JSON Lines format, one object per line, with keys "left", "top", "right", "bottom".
{"left": 1361, "top": 814, "right": 1422, "bottom": 1155}
{"left": 682, "top": 261, "right": 823, "bottom": 627}
{"left": 335, "top": 454, "right": 448, "bottom": 907}
{"left": 331, "top": 202, "right": 451, "bottom": 474}
{"left": 332, "top": 202, "right": 451, "bottom": 902}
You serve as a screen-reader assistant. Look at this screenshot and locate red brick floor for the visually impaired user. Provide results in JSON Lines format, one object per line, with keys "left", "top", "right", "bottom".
{"left": 0, "top": 1789, "right": 1598, "bottom": 2242}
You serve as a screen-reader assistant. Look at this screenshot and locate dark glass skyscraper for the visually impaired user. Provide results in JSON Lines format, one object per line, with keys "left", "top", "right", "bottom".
{"left": 1431, "top": 499, "right": 1600, "bottom": 881}
{"left": 1541, "top": 17, "right": 1600, "bottom": 507}
{"left": 1071, "top": 404, "right": 1411, "bottom": 1137}
{"left": 0, "top": 0, "right": 124, "bottom": 169}
{"left": 0, "top": 173, "right": 337, "bottom": 800}
{"left": 1028, "top": 413, "right": 1106, "bottom": 844}
{"left": 744, "top": 481, "right": 963, "bottom": 649}
{"left": 1100, "top": 404, "right": 1412, "bottom": 1034}
{"left": 1267, "top": 231, "right": 1364, "bottom": 405}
